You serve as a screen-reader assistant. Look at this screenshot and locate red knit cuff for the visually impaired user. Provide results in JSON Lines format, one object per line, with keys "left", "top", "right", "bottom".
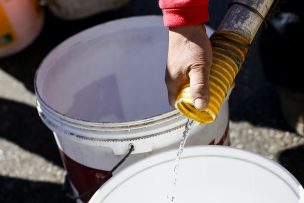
{"left": 162, "top": 5, "right": 209, "bottom": 27}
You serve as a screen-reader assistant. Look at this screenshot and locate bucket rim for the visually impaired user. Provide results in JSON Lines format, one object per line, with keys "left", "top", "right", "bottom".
{"left": 36, "top": 95, "right": 182, "bottom": 128}
{"left": 89, "top": 146, "right": 304, "bottom": 203}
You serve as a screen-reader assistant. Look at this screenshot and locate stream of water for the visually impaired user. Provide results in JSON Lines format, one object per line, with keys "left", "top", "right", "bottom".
{"left": 167, "top": 119, "right": 195, "bottom": 202}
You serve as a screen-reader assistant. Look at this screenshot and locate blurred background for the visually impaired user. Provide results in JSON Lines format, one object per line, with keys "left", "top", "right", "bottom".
{"left": 1, "top": 0, "right": 304, "bottom": 202}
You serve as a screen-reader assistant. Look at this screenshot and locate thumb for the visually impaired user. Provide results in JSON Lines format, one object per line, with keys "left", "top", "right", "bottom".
{"left": 188, "top": 65, "right": 210, "bottom": 111}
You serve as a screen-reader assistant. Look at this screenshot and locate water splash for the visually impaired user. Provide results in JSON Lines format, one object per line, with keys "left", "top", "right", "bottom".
{"left": 168, "top": 119, "right": 195, "bottom": 202}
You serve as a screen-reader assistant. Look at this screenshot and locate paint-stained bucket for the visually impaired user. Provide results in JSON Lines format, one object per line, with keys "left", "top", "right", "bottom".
{"left": 90, "top": 146, "right": 304, "bottom": 203}
{"left": 0, "top": 0, "right": 44, "bottom": 58}
{"left": 34, "top": 16, "right": 229, "bottom": 202}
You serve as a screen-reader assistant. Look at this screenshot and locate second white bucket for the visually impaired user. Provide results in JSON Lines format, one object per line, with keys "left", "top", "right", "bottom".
{"left": 90, "top": 146, "right": 304, "bottom": 203}
{"left": 35, "top": 16, "right": 229, "bottom": 202}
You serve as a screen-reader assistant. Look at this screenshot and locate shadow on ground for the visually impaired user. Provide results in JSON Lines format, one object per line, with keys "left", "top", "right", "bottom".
{"left": 278, "top": 145, "right": 304, "bottom": 186}
{"left": 0, "top": 98, "right": 62, "bottom": 166}
{"left": 229, "top": 37, "right": 292, "bottom": 132}
{"left": 0, "top": 176, "right": 74, "bottom": 203}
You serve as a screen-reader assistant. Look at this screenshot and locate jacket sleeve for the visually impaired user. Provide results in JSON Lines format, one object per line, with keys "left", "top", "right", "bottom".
{"left": 159, "top": 0, "right": 209, "bottom": 27}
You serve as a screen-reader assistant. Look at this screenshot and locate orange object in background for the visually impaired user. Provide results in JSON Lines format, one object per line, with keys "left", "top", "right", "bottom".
{"left": 0, "top": 5, "right": 16, "bottom": 48}
{"left": 0, "top": 0, "right": 44, "bottom": 58}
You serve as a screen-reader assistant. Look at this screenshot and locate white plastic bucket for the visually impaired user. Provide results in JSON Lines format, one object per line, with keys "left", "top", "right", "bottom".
{"left": 0, "top": 0, "right": 44, "bottom": 58}
{"left": 47, "top": 0, "right": 130, "bottom": 20}
{"left": 34, "top": 16, "right": 229, "bottom": 202}
{"left": 90, "top": 146, "right": 304, "bottom": 203}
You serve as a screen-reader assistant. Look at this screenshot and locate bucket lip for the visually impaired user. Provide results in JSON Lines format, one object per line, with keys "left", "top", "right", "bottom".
{"left": 89, "top": 146, "right": 304, "bottom": 203}
{"left": 34, "top": 15, "right": 184, "bottom": 128}
{"left": 36, "top": 93, "right": 183, "bottom": 129}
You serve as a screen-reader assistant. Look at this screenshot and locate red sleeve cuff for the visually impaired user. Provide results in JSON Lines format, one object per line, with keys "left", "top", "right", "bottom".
{"left": 161, "top": 5, "right": 209, "bottom": 27}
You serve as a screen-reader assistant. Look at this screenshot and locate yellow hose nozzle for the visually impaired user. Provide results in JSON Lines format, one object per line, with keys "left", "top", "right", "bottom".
{"left": 175, "top": 31, "right": 249, "bottom": 124}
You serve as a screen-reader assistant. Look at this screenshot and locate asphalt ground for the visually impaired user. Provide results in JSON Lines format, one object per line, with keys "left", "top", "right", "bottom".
{"left": 1, "top": 0, "right": 304, "bottom": 202}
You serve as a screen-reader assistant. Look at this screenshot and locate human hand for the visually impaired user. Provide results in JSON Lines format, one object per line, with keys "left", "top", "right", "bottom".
{"left": 166, "top": 25, "right": 212, "bottom": 111}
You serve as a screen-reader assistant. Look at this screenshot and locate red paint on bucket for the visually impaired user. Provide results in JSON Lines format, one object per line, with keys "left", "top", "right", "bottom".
{"left": 209, "top": 123, "right": 229, "bottom": 145}
{"left": 59, "top": 150, "right": 111, "bottom": 202}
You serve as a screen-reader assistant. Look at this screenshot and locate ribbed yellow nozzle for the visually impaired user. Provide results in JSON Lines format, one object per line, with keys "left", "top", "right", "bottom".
{"left": 175, "top": 31, "right": 250, "bottom": 124}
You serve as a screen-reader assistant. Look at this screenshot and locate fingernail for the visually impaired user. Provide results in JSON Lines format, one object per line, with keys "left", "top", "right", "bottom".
{"left": 194, "top": 98, "right": 207, "bottom": 111}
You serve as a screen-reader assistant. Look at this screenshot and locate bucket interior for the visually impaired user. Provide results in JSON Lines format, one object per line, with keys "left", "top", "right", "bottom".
{"left": 36, "top": 16, "right": 213, "bottom": 123}
{"left": 89, "top": 146, "right": 304, "bottom": 203}
{"left": 36, "top": 17, "right": 171, "bottom": 123}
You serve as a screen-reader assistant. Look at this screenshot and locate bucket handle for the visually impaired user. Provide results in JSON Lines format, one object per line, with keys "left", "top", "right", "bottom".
{"left": 63, "top": 144, "right": 135, "bottom": 201}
